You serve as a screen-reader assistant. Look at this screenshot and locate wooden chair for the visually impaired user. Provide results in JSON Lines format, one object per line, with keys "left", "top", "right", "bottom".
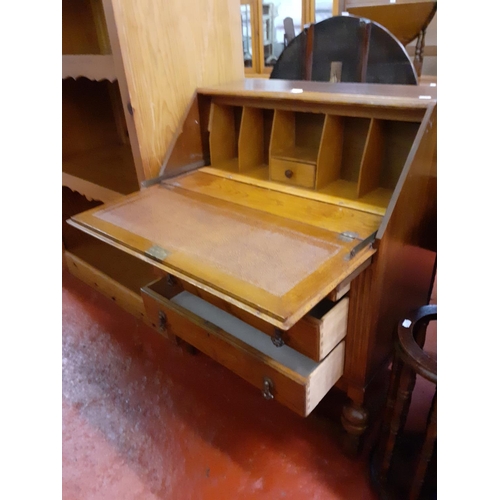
{"left": 372, "top": 304, "right": 437, "bottom": 499}
{"left": 345, "top": 1, "right": 437, "bottom": 77}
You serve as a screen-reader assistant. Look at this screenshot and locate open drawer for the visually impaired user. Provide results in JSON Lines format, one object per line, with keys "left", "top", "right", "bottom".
{"left": 178, "top": 277, "right": 350, "bottom": 362}
{"left": 141, "top": 277, "right": 345, "bottom": 417}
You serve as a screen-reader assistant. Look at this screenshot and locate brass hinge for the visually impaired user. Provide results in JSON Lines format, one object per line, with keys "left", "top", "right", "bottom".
{"left": 145, "top": 245, "right": 170, "bottom": 262}
{"left": 344, "top": 231, "right": 377, "bottom": 261}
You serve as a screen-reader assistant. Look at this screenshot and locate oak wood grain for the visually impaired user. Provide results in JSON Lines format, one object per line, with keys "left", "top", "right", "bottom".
{"left": 107, "top": 0, "right": 244, "bottom": 180}
{"left": 202, "top": 167, "right": 391, "bottom": 215}
{"left": 165, "top": 171, "right": 382, "bottom": 238}
{"left": 199, "top": 80, "right": 436, "bottom": 110}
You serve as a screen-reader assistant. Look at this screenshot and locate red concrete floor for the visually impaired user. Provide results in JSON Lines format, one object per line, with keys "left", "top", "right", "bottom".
{"left": 62, "top": 270, "right": 436, "bottom": 499}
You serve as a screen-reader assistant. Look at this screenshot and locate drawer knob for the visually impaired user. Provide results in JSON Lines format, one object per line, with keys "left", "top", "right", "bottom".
{"left": 262, "top": 377, "right": 274, "bottom": 400}
{"left": 285, "top": 169, "right": 293, "bottom": 179}
{"left": 158, "top": 310, "right": 167, "bottom": 332}
{"left": 271, "top": 328, "right": 285, "bottom": 347}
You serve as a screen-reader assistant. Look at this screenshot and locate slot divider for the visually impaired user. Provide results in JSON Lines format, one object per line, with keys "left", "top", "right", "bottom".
{"left": 316, "top": 115, "right": 344, "bottom": 190}
{"left": 238, "top": 107, "right": 265, "bottom": 172}
{"left": 357, "top": 118, "right": 384, "bottom": 198}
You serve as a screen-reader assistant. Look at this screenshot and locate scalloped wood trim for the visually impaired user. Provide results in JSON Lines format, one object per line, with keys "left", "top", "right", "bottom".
{"left": 62, "top": 55, "right": 116, "bottom": 81}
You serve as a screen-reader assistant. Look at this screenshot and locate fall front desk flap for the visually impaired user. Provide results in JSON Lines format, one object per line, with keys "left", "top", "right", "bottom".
{"left": 69, "top": 172, "right": 379, "bottom": 330}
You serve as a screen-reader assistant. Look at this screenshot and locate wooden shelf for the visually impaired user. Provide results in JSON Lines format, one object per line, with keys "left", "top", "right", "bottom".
{"left": 201, "top": 167, "right": 388, "bottom": 216}
{"left": 65, "top": 237, "right": 158, "bottom": 323}
{"left": 65, "top": 235, "right": 157, "bottom": 294}
{"left": 318, "top": 180, "right": 393, "bottom": 210}
{"left": 63, "top": 187, "right": 158, "bottom": 320}
{"left": 62, "top": 144, "right": 139, "bottom": 202}
{"left": 63, "top": 0, "right": 110, "bottom": 55}
{"left": 62, "top": 55, "right": 116, "bottom": 81}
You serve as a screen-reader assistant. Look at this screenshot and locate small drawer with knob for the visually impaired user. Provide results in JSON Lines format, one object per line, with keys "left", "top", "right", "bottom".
{"left": 269, "top": 158, "right": 316, "bottom": 188}
{"left": 141, "top": 277, "right": 345, "bottom": 417}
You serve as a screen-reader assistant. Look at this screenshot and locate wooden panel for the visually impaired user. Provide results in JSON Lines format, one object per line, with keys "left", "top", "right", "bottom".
{"left": 342, "top": 104, "right": 437, "bottom": 403}
{"left": 198, "top": 80, "right": 436, "bottom": 111}
{"left": 294, "top": 113, "right": 324, "bottom": 153}
{"left": 141, "top": 285, "right": 345, "bottom": 415}
{"left": 203, "top": 166, "right": 391, "bottom": 215}
{"left": 379, "top": 120, "right": 421, "bottom": 190}
{"left": 238, "top": 107, "right": 265, "bottom": 171}
{"left": 269, "top": 158, "right": 316, "bottom": 188}
{"left": 270, "top": 110, "right": 295, "bottom": 156}
{"left": 62, "top": 77, "right": 139, "bottom": 202}
{"left": 326, "top": 256, "right": 372, "bottom": 301}
{"left": 308, "top": 342, "right": 345, "bottom": 412}
{"left": 62, "top": 144, "right": 139, "bottom": 202}
{"left": 62, "top": 79, "right": 124, "bottom": 157}
{"left": 158, "top": 96, "right": 206, "bottom": 175}
{"left": 69, "top": 182, "right": 376, "bottom": 329}
{"left": 340, "top": 117, "right": 371, "bottom": 183}
{"left": 164, "top": 172, "right": 382, "bottom": 238}
{"left": 107, "top": 0, "right": 244, "bottom": 180}
{"left": 62, "top": 0, "right": 110, "bottom": 54}
{"left": 212, "top": 95, "right": 426, "bottom": 123}
{"left": 316, "top": 115, "right": 344, "bottom": 190}
{"left": 357, "top": 119, "right": 383, "bottom": 198}
{"left": 314, "top": 298, "right": 349, "bottom": 360}
{"left": 209, "top": 104, "right": 240, "bottom": 165}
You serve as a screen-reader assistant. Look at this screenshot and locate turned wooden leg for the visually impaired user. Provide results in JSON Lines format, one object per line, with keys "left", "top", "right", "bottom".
{"left": 341, "top": 400, "right": 369, "bottom": 457}
{"left": 413, "top": 29, "right": 426, "bottom": 78}
{"left": 378, "top": 361, "right": 417, "bottom": 482}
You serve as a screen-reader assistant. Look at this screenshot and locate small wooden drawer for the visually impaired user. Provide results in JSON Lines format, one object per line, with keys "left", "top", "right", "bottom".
{"left": 180, "top": 279, "right": 349, "bottom": 362}
{"left": 269, "top": 158, "right": 316, "bottom": 188}
{"left": 141, "top": 278, "right": 345, "bottom": 417}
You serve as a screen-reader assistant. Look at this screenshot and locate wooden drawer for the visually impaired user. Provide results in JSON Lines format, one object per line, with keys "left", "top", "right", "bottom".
{"left": 141, "top": 278, "right": 345, "bottom": 417}
{"left": 269, "top": 158, "right": 316, "bottom": 188}
{"left": 180, "top": 279, "right": 348, "bottom": 362}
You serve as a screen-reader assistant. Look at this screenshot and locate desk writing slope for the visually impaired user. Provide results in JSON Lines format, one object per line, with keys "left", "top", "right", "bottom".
{"left": 69, "top": 179, "right": 375, "bottom": 329}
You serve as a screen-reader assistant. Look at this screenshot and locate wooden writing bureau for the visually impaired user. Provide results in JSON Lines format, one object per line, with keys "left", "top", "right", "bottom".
{"left": 67, "top": 79, "right": 437, "bottom": 453}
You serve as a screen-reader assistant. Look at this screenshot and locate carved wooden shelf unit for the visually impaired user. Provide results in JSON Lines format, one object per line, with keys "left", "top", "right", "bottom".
{"left": 67, "top": 79, "right": 437, "bottom": 450}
